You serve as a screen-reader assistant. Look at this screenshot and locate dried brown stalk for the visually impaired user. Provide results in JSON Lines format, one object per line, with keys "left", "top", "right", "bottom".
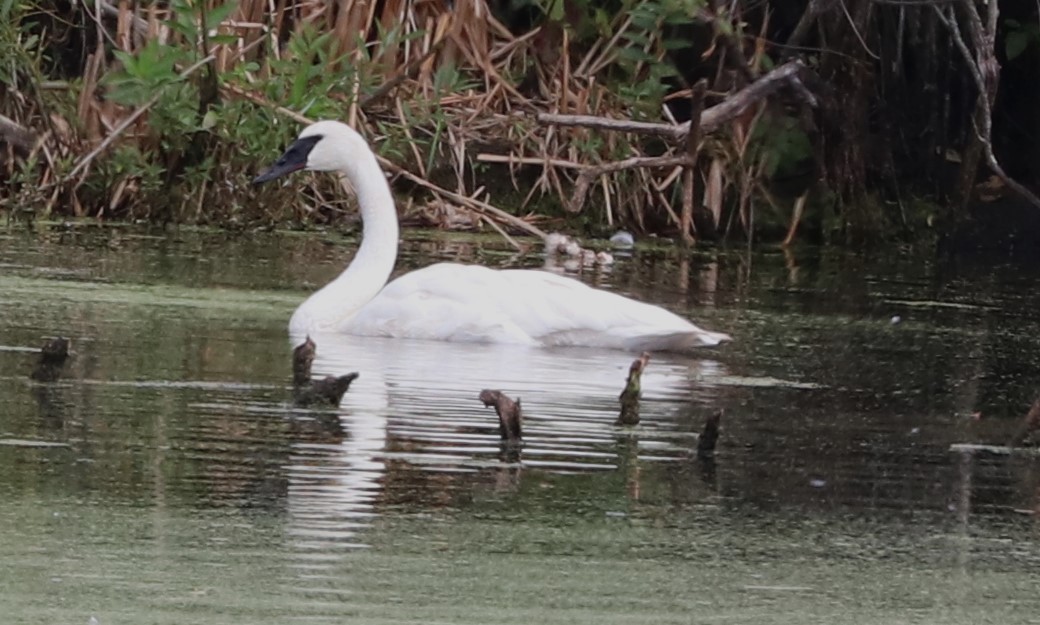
{"left": 680, "top": 80, "right": 709, "bottom": 244}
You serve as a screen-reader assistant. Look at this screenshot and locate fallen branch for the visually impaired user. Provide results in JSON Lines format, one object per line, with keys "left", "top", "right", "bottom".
{"left": 537, "top": 60, "right": 814, "bottom": 142}
{"left": 537, "top": 60, "right": 816, "bottom": 215}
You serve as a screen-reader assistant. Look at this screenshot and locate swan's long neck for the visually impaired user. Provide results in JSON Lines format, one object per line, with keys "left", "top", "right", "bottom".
{"left": 291, "top": 149, "right": 399, "bottom": 333}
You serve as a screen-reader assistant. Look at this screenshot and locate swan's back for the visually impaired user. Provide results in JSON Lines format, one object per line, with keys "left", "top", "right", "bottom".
{"left": 344, "top": 263, "right": 730, "bottom": 352}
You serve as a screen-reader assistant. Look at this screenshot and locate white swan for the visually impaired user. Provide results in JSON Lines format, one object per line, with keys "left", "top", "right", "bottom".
{"left": 254, "top": 120, "right": 731, "bottom": 351}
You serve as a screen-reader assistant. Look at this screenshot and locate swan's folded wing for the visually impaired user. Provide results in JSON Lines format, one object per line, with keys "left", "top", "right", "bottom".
{"left": 348, "top": 263, "right": 728, "bottom": 350}
{"left": 497, "top": 269, "right": 729, "bottom": 349}
{"left": 344, "top": 264, "right": 536, "bottom": 344}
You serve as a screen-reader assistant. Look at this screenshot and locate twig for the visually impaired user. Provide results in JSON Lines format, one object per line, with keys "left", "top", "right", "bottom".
{"left": 476, "top": 153, "right": 584, "bottom": 169}
{"left": 479, "top": 215, "right": 523, "bottom": 251}
{"left": 535, "top": 113, "right": 682, "bottom": 139}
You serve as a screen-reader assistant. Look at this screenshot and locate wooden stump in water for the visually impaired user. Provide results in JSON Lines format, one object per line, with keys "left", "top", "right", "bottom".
{"left": 292, "top": 336, "right": 359, "bottom": 407}
{"left": 1009, "top": 398, "right": 1040, "bottom": 447}
{"left": 479, "top": 389, "right": 523, "bottom": 442}
{"left": 30, "top": 337, "right": 71, "bottom": 382}
{"left": 697, "top": 410, "right": 722, "bottom": 458}
{"left": 616, "top": 352, "right": 651, "bottom": 426}
{"left": 292, "top": 336, "right": 317, "bottom": 388}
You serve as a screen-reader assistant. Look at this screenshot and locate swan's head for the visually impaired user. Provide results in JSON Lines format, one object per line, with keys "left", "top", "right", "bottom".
{"left": 253, "top": 120, "right": 369, "bottom": 184}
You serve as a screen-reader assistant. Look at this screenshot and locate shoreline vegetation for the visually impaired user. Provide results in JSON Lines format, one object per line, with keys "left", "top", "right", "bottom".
{"left": 2, "top": 0, "right": 1039, "bottom": 247}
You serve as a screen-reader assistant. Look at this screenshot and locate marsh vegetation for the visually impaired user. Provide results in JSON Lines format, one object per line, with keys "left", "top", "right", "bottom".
{"left": 2, "top": 0, "right": 1039, "bottom": 246}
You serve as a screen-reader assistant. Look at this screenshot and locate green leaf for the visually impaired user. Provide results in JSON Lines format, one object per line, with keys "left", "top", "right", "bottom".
{"left": 200, "top": 109, "right": 219, "bottom": 131}
{"left": 1006, "top": 30, "right": 1030, "bottom": 60}
{"left": 617, "top": 46, "right": 653, "bottom": 63}
{"left": 209, "top": 34, "right": 239, "bottom": 46}
{"left": 112, "top": 49, "right": 139, "bottom": 76}
{"left": 547, "top": 0, "right": 564, "bottom": 22}
{"left": 206, "top": 1, "right": 238, "bottom": 28}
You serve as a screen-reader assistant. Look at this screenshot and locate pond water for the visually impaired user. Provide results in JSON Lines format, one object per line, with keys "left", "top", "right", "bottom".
{"left": 2, "top": 225, "right": 1040, "bottom": 624}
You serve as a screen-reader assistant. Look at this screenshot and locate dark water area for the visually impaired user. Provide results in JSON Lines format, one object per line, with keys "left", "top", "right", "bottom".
{"left": 2, "top": 225, "right": 1040, "bottom": 624}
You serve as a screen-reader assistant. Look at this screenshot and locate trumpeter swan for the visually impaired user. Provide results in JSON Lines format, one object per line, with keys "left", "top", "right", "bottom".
{"left": 254, "top": 120, "right": 730, "bottom": 352}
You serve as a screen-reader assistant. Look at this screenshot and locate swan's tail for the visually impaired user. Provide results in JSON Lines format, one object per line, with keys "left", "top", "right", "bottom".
{"left": 624, "top": 328, "right": 732, "bottom": 353}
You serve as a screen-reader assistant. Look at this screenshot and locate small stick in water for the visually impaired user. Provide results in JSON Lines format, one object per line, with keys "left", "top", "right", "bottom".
{"left": 617, "top": 352, "right": 651, "bottom": 426}
{"left": 30, "top": 337, "right": 71, "bottom": 382}
{"left": 697, "top": 410, "right": 723, "bottom": 458}
{"left": 1008, "top": 398, "right": 1040, "bottom": 448}
{"left": 479, "top": 389, "right": 523, "bottom": 442}
{"left": 292, "top": 336, "right": 359, "bottom": 407}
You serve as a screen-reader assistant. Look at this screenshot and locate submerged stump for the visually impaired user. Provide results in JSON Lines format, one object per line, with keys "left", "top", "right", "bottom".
{"left": 616, "top": 352, "right": 651, "bottom": 426}
{"left": 1009, "top": 398, "right": 1040, "bottom": 448}
{"left": 292, "top": 336, "right": 359, "bottom": 407}
{"left": 479, "top": 389, "right": 523, "bottom": 443}
{"left": 30, "top": 337, "right": 71, "bottom": 382}
{"left": 292, "top": 336, "right": 317, "bottom": 388}
{"left": 697, "top": 410, "right": 723, "bottom": 458}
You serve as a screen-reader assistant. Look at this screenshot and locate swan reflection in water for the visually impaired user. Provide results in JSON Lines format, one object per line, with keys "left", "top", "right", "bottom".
{"left": 283, "top": 332, "right": 728, "bottom": 557}
{"left": 252, "top": 120, "right": 731, "bottom": 555}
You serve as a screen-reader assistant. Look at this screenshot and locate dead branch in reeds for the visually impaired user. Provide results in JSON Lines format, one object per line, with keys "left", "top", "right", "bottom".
{"left": 536, "top": 60, "right": 816, "bottom": 239}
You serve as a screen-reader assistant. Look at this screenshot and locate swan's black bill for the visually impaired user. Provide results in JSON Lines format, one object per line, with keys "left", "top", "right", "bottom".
{"left": 252, "top": 135, "right": 323, "bottom": 185}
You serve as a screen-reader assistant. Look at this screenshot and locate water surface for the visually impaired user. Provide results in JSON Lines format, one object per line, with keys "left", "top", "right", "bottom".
{"left": 2, "top": 226, "right": 1040, "bottom": 624}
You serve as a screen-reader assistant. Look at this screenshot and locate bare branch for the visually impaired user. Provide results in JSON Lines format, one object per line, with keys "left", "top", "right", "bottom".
{"left": 933, "top": 3, "right": 1040, "bottom": 210}
{"left": 537, "top": 60, "right": 815, "bottom": 142}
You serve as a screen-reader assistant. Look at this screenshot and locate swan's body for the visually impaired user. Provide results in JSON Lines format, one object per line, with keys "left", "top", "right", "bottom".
{"left": 255, "top": 120, "right": 730, "bottom": 352}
